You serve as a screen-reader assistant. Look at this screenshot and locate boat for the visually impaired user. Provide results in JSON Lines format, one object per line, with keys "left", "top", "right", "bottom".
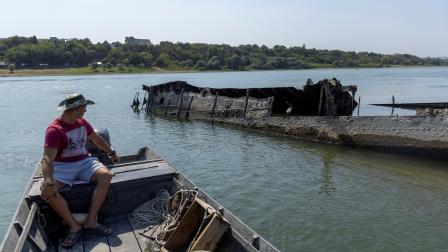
{"left": 138, "top": 78, "right": 357, "bottom": 119}
{"left": 0, "top": 130, "right": 279, "bottom": 252}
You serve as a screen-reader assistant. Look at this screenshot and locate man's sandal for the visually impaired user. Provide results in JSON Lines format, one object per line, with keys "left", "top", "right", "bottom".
{"left": 61, "top": 230, "right": 82, "bottom": 248}
{"left": 84, "top": 224, "right": 113, "bottom": 236}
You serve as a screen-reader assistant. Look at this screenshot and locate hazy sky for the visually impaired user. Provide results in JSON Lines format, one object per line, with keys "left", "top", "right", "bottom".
{"left": 2, "top": 0, "right": 447, "bottom": 57}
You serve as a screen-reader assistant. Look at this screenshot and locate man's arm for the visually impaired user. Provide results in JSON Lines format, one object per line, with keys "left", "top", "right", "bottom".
{"left": 88, "top": 132, "right": 120, "bottom": 163}
{"left": 41, "top": 147, "right": 58, "bottom": 201}
{"left": 42, "top": 147, "right": 57, "bottom": 184}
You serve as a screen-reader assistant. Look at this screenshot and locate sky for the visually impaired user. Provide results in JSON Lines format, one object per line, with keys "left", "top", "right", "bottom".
{"left": 2, "top": 0, "right": 447, "bottom": 57}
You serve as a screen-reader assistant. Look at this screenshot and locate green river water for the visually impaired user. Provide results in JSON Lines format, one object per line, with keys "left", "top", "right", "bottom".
{"left": 1, "top": 67, "right": 448, "bottom": 251}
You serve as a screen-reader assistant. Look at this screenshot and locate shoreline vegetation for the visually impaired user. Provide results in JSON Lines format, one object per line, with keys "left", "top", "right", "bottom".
{"left": 0, "top": 66, "right": 197, "bottom": 77}
{"left": 1, "top": 35, "right": 447, "bottom": 78}
{"left": 1, "top": 65, "right": 445, "bottom": 78}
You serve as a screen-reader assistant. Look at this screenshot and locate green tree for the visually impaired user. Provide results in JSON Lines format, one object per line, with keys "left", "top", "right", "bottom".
{"left": 195, "top": 60, "right": 207, "bottom": 70}
{"left": 140, "top": 52, "right": 154, "bottom": 67}
{"left": 226, "top": 54, "right": 242, "bottom": 70}
{"left": 207, "top": 56, "right": 221, "bottom": 69}
{"left": 8, "top": 64, "right": 15, "bottom": 73}
{"left": 156, "top": 53, "right": 171, "bottom": 67}
{"left": 0, "top": 35, "right": 447, "bottom": 71}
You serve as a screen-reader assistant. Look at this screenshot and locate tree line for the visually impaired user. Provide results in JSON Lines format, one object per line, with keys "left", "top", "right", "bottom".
{"left": 1, "top": 36, "right": 446, "bottom": 70}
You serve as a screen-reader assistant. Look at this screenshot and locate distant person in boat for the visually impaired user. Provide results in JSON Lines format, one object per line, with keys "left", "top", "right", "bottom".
{"left": 40, "top": 93, "right": 120, "bottom": 248}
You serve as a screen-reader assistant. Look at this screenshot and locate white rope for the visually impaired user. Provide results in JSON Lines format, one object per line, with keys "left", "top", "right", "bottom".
{"left": 132, "top": 187, "right": 199, "bottom": 248}
{"left": 132, "top": 189, "right": 171, "bottom": 224}
{"left": 155, "top": 187, "right": 198, "bottom": 246}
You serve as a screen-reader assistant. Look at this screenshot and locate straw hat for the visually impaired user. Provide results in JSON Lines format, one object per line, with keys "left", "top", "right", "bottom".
{"left": 57, "top": 93, "right": 95, "bottom": 111}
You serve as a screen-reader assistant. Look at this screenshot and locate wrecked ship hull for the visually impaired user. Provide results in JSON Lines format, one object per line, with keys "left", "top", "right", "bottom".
{"left": 139, "top": 78, "right": 357, "bottom": 119}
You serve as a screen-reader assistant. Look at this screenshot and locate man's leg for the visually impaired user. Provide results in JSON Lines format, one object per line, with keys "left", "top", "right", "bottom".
{"left": 84, "top": 166, "right": 113, "bottom": 228}
{"left": 45, "top": 181, "right": 82, "bottom": 233}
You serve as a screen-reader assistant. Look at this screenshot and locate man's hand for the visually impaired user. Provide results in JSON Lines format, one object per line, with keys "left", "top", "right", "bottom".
{"left": 110, "top": 153, "right": 120, "bottom": 164}
{"left": 88, "top": 132, "right": 120, "bottom": 163}
{"left": 40, "top": 179, "right": 58, "bottom": 202}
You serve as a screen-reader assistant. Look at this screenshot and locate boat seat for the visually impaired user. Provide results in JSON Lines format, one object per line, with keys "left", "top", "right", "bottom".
{"left": 27, "top": 160, "right": 176, "bottom": 217}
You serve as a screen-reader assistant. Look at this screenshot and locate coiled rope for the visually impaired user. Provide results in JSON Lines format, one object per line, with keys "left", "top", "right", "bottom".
{"left": 132, "top": 187, "right": 199, "bottom": 248}
{"left": 132, "top": 189, "right": 171, "bottom": 225}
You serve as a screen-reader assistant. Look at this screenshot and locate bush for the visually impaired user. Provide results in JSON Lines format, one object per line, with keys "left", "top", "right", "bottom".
{"left": 207, "top": 56, "right": 221, "bottom": 69}
{"left": 181, "top": 59, "right": 194, "bottom": 67}
{"left": 8, "top": 64, "right": 15, "bottom": 73}
{"left": 195, "top": 60, "right": 207, "bottom": 70}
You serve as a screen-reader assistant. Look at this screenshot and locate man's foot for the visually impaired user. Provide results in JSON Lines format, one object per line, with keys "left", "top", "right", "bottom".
{"left": 61, "top": 229, "right": 82, "bottom": 248}
{"left": 83, "top": 223, "right": 113, "bottom": 236}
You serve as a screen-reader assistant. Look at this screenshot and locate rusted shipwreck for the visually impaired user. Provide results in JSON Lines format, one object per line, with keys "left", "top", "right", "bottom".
{"left": 137, "top": 78, "right": 357, "bottom": 119}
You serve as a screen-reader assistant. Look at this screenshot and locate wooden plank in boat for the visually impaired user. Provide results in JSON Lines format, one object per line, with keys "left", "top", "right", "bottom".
{"left": 27, "top": 162, "right": 175, "bottom": 201}
{"left": 82, "top": 232, "right": 109, "bottom": 252}
{"left": 111, "top": 162, "right": 176, "bottom": 184}
{"left": 28, "top": 178, "right": 43, "bottom": 201}
{"left": 14, "top": 203, "right": 37, "bottom": 252}
{"left": 163, "top": 199, "right": 205, "bottom": 250}
{"left": 189, "top": 213, "right": 230, "bottom": 251}
{"left": 127, "top": 214, "right": 156, "bottom": 252}
{"left": 110, "top": 161, "right": 163, "bottom": 173}
{"left": 105, "top": 215, "right": 141, "bottom": 252}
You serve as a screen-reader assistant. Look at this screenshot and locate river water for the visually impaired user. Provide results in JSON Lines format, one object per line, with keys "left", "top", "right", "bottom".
{"left": 1, "top": 67, "right": 448, "bottom": 251}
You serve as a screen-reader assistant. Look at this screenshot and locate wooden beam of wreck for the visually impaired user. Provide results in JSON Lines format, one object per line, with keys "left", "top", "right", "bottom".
{"left": 357, "top": 96, "right": 361, "bottom": 116}
{"left": 254, "top": 88, "right": 270, "bottom": 98}
{"left": 177, "top": 88, "right": 185, "bottom": 118}
{"left": 211, "top": 93, "right": 219, "bottom": 118}
{"left": 186, "top": 96, "right": 194, "bottom": 119}
{"left": 268, "top": 96, "right": 274, "bottom": 117}
{"left": 391, "top": 95, "right": 395, "bottom": 117}
{"left": 318, "top": 86, "right": 324, "bottom": 116}
{"left": 165, "top": 98, "right": 170, "bottom": 115}
{"left": 226, "top": 88, "right": 246, "bottom": 98}
{"left": 243, "top": 89, "right": 249, "bottom": 117}
{"left": 146, "top": 87, "right": 153, "bottom": 113}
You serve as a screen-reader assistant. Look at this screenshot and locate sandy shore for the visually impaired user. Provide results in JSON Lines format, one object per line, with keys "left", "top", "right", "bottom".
{"left": 0, "top": 67, "right": 199, "bottom": 77}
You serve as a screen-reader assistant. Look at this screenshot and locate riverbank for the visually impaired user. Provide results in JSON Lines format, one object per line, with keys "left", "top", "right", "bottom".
{"left": 1, "top": 65, "right": 443, "bottom": 78}
{"left": 0, "top": 66, "right": 201, "bottom": 77}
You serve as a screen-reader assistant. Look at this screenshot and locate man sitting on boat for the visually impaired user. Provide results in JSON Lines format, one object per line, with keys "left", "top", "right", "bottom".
{"left": 40, "top": 93, "right": 120, "bottom": 248}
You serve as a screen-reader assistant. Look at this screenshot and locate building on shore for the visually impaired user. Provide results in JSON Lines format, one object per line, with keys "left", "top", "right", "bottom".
{"left": 125, "top": 36, "right": 152, "bottom": 45}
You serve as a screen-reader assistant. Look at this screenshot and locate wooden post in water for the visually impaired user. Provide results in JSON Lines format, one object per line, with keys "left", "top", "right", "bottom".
{"left": 243, "top": 89, "right": 249, "bottom": 118}
{"left": 357, "top": 96, "right": 361, "bottom": 116}
{"left": 185, "top": 96, "right": 194, "bottom": 119}
{"left": 148, "top": 95, "right": 153, "bottom": 114}
{"left": 351, "top": 91, "right": 355, "bottom": 117}
{"left": 391, "top": 95, "right": 395, "bottom": 116}
{"left": 165, "top": 98, "right": 170, "bottom": 115}
{"left": 146, "top": 86, "right": 152, "bottom": 113}
{"left": 210, "top": 93, "right": 219, "bottom": 118}
{"left": 141, "top": 92, "right": 145, "bottom": 110}
{"left": 176, "top": 88, "right": 185, "bottom": 118}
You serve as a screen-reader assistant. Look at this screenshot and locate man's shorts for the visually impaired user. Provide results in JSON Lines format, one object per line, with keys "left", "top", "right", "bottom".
{"left": 54, "top": 157, "right": 104, "bottom": 188}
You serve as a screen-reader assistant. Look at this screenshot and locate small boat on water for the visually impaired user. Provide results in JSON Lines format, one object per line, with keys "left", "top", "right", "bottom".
{"left": 1, "top": 131, "right": 278, "bottom": 252}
